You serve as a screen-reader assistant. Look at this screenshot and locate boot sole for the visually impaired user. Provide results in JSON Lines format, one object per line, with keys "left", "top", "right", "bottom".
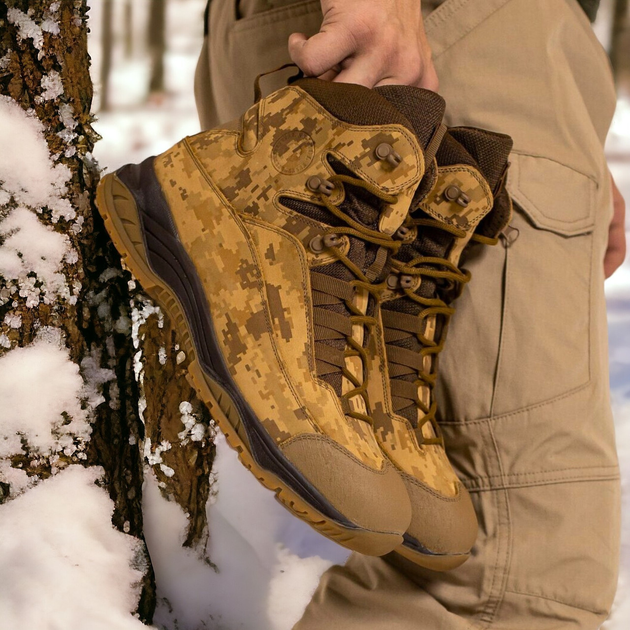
{"left": 395, "top": 537, "right": 470, "bottom": 572}
{"left": 96, "top": 171, "right": 402, "bottom": 556}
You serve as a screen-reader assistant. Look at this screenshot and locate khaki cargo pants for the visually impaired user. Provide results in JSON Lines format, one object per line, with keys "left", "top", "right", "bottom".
{"left": 194, "top": 0, "right": 622, "bottom": 627}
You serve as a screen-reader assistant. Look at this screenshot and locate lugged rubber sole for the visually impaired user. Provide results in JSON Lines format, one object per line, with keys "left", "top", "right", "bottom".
{"left": 96, "top": 172, "right": 403, "bottom": 556}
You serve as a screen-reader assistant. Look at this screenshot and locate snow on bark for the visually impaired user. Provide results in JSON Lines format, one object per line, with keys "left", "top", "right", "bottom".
{"left": 1, "top": 1, "right": 155, "bottom": 624}
{"left": 0, "top": 337, "right": 90, "bottom": 459}
{"left": 0, "top": 465, "right": 148, "bottom": 630}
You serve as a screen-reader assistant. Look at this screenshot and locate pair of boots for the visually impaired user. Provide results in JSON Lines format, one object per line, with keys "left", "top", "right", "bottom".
{"left": 97, "top": 72, "right": 513, "bottom": 570}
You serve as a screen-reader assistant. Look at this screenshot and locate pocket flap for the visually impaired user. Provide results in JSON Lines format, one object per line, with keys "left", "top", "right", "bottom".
{"left": 506, "top": 153, "right": 596, "bottom": 236}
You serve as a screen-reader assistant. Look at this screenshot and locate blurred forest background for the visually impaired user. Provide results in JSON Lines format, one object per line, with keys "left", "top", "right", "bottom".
{"left": 83, "top": 0, "right": 630, "bottom": 628}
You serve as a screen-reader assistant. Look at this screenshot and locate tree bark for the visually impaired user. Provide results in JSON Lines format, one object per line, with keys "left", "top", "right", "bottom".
{"left": 0, "top": 0, "right": 216, "bottom": 624}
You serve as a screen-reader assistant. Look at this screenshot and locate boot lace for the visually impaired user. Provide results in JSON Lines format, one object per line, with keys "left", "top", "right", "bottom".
{"left": 384, "top": 217, "right": 473, "bottom": 444}
{"left": 308, "top": 173, "right": 401, "bottom": 424}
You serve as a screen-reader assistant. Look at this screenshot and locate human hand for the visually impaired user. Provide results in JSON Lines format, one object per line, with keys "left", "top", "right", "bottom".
{"left": 605, "top": 171, "right": 626, "bottom": 279}
{"left": 288, "top": 0, "right": 438, "bottom": 90}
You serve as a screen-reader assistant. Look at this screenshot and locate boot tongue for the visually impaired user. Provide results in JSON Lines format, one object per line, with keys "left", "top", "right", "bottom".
{"left": 328, "top": 86, "right": 446, "bottom": 235}
{"left": 374, "top": 86, "right": 446, "bottom": 156}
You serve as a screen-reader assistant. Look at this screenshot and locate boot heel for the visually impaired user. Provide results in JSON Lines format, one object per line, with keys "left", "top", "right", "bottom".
{"left": 96, "top": 173, "right": 158, "bottom": 291}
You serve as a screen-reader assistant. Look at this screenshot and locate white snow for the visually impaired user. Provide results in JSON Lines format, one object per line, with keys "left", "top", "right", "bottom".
{"left": 0, "top": 465, "right": 148, "bottom": 630}
{"left": 6, "top": 8, "right": 44, "bottom": 55}
{"left": 0, "top": 339, "right": 90, "bottom": 460}
{"left": 0, "top": 96, "right": 75, "bottom": 221}
{"left": 0, "top": 206, "right": 74, "bottom": 306}
{"left": 39, "top": 70, "right": 64, "bottom": 102}
{"left": 144, "top": 434, "right": 343, "bottom": 630}
{"left": 178, "top": 401, "right": 208, "bottom": 443}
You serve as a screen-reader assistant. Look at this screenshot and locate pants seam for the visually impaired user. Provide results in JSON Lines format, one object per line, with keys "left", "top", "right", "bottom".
{"left": 426, "top": 0, "right": 513, "bottom": 59}
{"left": 440, "top": 380, "right": 592, "bottom": 425}
{"left": 465, "top": 473, "right": 621, "bottom": 492}
{"left": 474, "top": 420, "right": 513, "bottom": 628}
{"left": 503, "top": 588, "right": 607, "bottom": 616}
{"left": 467, "top": 464, "right": 620, "bottom": 481}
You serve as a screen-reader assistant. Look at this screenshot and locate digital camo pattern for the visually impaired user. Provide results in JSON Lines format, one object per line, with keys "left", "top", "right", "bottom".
{"left": 153, "top": 140, "right": 385, "bottom": 468}
{"left": 368, "top": 165, "right": 495, "bottom": 495}
{"left": 187, "top": 85, "right": 424, "bottom": 237}
{"left": 366, "top": 314, "right": 460, "bottom": 497}
{"left": 242, "top": 216, "right": 383, "bottom": 464}
{"left": 419, "top": 164, "right": 493, "bottom": 230}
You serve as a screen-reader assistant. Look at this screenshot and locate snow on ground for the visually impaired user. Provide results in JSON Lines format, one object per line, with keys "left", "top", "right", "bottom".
{"left": 144, "top": 435, "right": 343, "bottom": 630}
{"left": 88, "top": 2, "right": 630, "bottom": 628}
{"left": 0, "top": 466, "right": 147, "bottom": 630}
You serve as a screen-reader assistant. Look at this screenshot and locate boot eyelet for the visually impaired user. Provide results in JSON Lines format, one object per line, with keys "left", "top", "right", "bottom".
{"left": 375, "top": 143, "right": 402, "bottom": 168}
{"left": 309, "top": 235, "right": 324, "bottom": 253}
{"left": 395, "top": 225, "right": 411, "bottom": 240}
{"left": 309, "top": 234, "right": 340, "bottom": 253}
{"left": 386, "top": 274, "right": 399, "bottom": 290}
{"left": 443, "top": 184, "right": 471, "bottom": 207}
{"left": 399, "top": 275, "right": 414, "bottom": 289}
{"left": 306, "top": 175, "right": 334, "bottom": 196}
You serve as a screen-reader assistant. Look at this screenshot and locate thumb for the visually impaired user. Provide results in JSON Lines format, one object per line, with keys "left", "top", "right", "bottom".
{"left": 288, "top": 29, "right": 355, "bottom": 78}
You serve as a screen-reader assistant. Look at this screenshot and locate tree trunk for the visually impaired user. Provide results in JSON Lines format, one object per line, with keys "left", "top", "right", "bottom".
{"left": 100, "top": 0, "right": 113, "bottom": 111}
{"left": 124, "top": 0, "right": 133, "bottom": 59}
{"left": 147, "top": 0, "right": 167, "bottom": 95}
{"left": 610, "top": 0, "right": 629, "bottom": 85}
{"left": 0, "top": 0, "right": 216, "bottom": 624}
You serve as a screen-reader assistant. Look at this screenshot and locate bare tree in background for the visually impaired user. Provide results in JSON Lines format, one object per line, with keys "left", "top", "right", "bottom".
{"left": 124, "top": 0, "right": 133, "bottom": 59}
{"left": 610, "top": 0, "right": 630, "bottom": 85}
{"left": 100, "top": 0, "right": 113, "bottom": 110}
{"left": 0, "top": 0, "right": 216, "bottom": 624}
{"left": 148, "top": 0, "right": 167, "bottom": 95}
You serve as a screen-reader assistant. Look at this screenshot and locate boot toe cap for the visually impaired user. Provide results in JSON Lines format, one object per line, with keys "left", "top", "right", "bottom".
{"left": 280, "top": 434, "right": 412, "bottom": 537}
{"left": 403, "top": 476, "right": 478, "bottom": 556}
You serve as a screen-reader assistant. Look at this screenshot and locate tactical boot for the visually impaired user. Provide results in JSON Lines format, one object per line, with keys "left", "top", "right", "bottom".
{"left": 96, "top": 77, "right": 448, "bottom": 555}
{"left": 363, "top": 100, "right": 514, "bottom": 568}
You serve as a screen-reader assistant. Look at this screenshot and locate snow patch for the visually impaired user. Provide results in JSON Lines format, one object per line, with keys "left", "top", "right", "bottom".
{"left": 178, "top": 401, "right": 208, "bottom": 444}
{"left": 7, "top": 8, "right": 44, "bottom": 54}
{"left": 0, "top": 339, "right": 90, "bottom": 459}
{"left": 41, "top": 17, "right": 60, "bottom": 36}
{"left": 267, "top": 545, "right": 332, "bottom": 630}
{"left": 0, "top": 206, "right": 73, "bottom": 306}
{"left": 39, "top": 70, "right": 64, "bottom": 102}
{"left": 0, "top": 466, "right": 148, "bottom": 630}
{"left": 0, "top": 96, "right": 74, "bottom": 220}
{"left": 145, "top": 434, "right": 345, "bottom": 630}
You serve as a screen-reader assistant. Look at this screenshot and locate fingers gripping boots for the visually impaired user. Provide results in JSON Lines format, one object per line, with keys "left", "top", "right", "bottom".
{"left": 96, "top": 77, "right": 449, "bottom": 555}
{"left": 363, "top": 97, "right": 514, "bottom": 569}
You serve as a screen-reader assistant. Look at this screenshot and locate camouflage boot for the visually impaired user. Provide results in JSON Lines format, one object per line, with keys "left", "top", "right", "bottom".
{"left": 363, "top": 104, "right": 514, "bottom": 568}
{"left": 96, "top": 77, "right": 449, "bottom": 555}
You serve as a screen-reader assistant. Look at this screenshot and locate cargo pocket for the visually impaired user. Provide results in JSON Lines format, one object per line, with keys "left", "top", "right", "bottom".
{"left": 491, "top": 152, "right": 597, "bottom": 416}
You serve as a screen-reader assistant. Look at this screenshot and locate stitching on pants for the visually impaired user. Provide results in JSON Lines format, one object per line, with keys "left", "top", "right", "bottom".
{"left": 504, "top": 589, "right": 607, "bottom": 616}
{"left": 510, "top": 149, "right": 599, "bottom": 185}
{"left": 465, "top": 472, "right": 621, "bottom": 493}
{"left": 514, "top": 166, "right": 596, "bottom": 228}
{"left": 439, "top": 380, "right": 592, "bottom": 426}
{"left": 488, "top": 241, "right": 510, "bottom": 417}
{"left": 479, "top": 422, "right": 513, "bottom": 627}
{"left": 426, "top": 0, "right": 513, "bottom": 59}
{"left": 468, "top": 464, "right": 620, "bottom": 480}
